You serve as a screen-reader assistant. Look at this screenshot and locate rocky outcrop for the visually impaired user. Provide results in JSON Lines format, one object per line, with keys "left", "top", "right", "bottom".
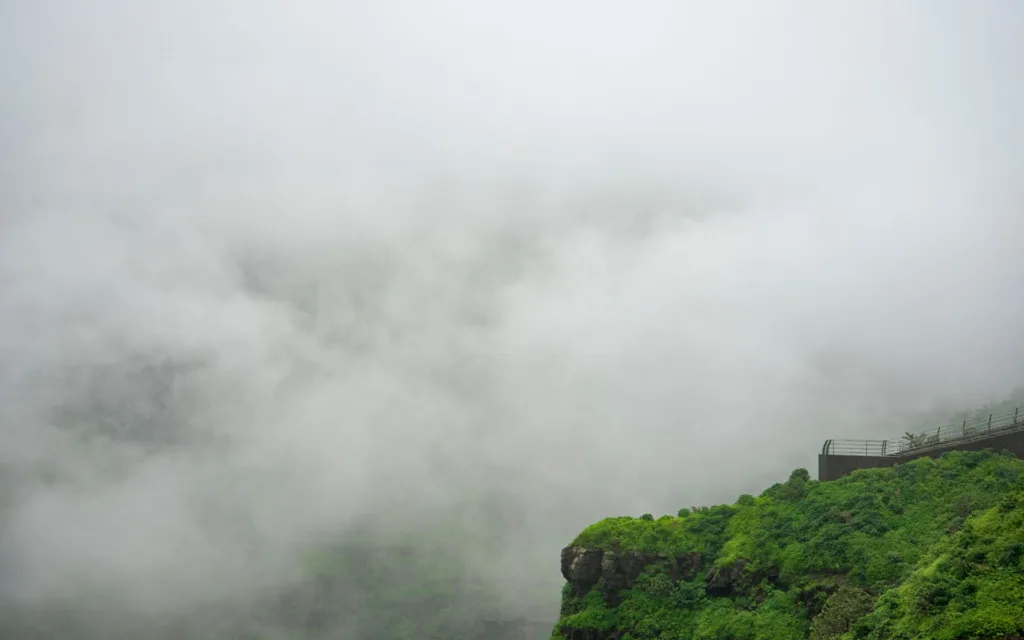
{"left": 704, "top": 558, "right": 749, "bottom": 596}
{"left": 559, "top": 546, "right": 703, "bottom": 639}
{"left": 560, "top": 546, "right": 702, "bottom": 603}
{"left": 561, "top": 546, "right": 605, "bottom": 590}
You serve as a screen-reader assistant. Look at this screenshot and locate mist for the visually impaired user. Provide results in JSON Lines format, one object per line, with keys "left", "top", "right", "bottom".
{"left": 2, "top": 0, "right": 1023, "bottom": 635}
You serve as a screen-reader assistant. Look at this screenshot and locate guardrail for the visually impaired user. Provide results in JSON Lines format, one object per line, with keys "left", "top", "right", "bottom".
{"left": 822, "top": 406, "right": 1023, "bottom": 457}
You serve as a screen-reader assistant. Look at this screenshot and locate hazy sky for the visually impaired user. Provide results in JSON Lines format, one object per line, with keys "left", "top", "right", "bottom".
{"left": 2, "top": 0, "right": 1023, "bottom": 624}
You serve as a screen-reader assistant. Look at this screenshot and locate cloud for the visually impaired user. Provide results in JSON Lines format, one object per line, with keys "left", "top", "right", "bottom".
{"left": 1, "top": 0, "right": 1023, "bottom": 627}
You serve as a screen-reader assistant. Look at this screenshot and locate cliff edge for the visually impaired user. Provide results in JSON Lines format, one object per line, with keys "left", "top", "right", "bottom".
{"left": 553, "top": 450, "right": 1024, "bottom": 640}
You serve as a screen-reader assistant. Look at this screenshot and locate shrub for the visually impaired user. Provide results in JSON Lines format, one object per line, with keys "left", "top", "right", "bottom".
{"left": 809, "top": 586, "right": 874, "bottom": 640}
{"left": 736, "top": 494, "right": 756, "bottom": 507}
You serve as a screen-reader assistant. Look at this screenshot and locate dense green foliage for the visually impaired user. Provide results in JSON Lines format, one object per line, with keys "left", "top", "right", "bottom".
{"left": 556, "top": 450, "right": 1024, "bottom": 640}
{"left": 859, "top": 489, "right": 1024, "bottom": 639}
{"left": 810, "top": 587, "right": 874, "bottom": 640}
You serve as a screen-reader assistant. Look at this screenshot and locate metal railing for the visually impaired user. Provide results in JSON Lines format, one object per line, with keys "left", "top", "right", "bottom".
{"left": 822, "top": 406, "right": 1024, "bottom": 458}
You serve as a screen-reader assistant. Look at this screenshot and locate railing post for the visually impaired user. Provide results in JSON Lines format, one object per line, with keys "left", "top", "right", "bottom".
{"left": 989, "top": 413, "right": 993, "bottom": 432}
{"left": 962, "top": 419, "right": 966, "bottom": 435}
{"left": 1015, "top": 408, "right": 1019, "bottom": 426}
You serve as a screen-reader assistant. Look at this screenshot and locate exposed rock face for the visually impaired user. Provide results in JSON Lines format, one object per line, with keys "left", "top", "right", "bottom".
{"left": 704, "top": 558, "right": 750, "bottom": 596}
{"left": 560, "top": 546, "right": 702, "bottom": 602}
{"left": 561, "top": 546, "right": 605, "bottom": 590}
{"left": 559, "top": 546, "right": 703, "bottom": 639}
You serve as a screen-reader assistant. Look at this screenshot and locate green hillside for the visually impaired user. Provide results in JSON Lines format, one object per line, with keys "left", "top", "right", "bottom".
{"left": 556, "top": 450, "right": 1024, "bottom": 640}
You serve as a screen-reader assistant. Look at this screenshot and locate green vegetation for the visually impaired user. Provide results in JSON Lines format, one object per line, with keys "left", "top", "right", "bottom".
{"left": 556, "top": 450, "right": 1024, "bottom": 640}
